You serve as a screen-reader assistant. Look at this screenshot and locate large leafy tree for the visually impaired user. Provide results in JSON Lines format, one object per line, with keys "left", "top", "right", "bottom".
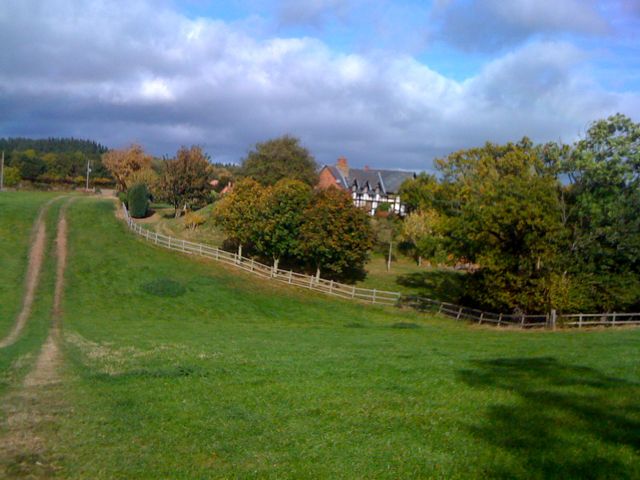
{"left": 240, "top": 135, "right": 318, "bottom": 186}
{"left": 299, "top": 187, "right": 374, "bottom": 280}
{"left": 211, "top": 178, "right": 267, "bottom": 258}
{"left": 159, "top": 146, "right": 212, "bottom": 216}
{"left": 439, "top": 140, "right": 566, "bottom": 313}
{"left": 102, "top": 144, "right": 152, "bottom": 191}
{"left": 253, "top": 179, "right": 312, "bottom": 270}
{"left": 560, "top": 114, "right": 640, "bottom": 310}
{"left": 10, "top": 149, "right": 46, "bottom": 180}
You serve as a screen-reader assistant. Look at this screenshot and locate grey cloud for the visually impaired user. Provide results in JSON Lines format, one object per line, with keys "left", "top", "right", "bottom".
{"left": 434, "top": 0, "right": 609, "bottom": 52}
{"left": 0, "top": 0, "right": 636, "bottom": 172}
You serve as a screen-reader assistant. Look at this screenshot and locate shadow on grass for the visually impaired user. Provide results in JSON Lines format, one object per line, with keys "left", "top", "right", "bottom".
{"left": 396, "top": 269, "right": 465, "bottom": 303}
{"left": 458, "top": 357, "right": 640, "bottom": 479}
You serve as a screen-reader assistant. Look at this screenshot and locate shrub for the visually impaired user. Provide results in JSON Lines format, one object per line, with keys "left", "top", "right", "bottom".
{"left": 128, "top": 183, "right": 149, "bottom": 218}
{"left": 117, "top": 191, "right": 128, "bottom": 206}
{"left": 2, "top": 166, "right": 21, "bottom": 187}
{"left": 184, "top": 212, "right": 206, "bottom": 230}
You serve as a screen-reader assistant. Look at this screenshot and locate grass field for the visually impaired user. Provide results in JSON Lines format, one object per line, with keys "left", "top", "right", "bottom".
{"left": 139, "top": 202, "right": 464, "bottom": 299}
{"left": 1, "top": 195, "right": 639, "bottom": 478}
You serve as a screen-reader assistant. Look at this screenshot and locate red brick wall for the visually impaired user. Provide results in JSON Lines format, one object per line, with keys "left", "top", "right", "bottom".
{"left": 318, "top": 167, "right": 344, "bottom": 190}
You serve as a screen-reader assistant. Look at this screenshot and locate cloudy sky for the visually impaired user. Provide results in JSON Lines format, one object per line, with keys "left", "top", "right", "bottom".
{"left": 1, "top": 0, "right": 639, "bottom": 170}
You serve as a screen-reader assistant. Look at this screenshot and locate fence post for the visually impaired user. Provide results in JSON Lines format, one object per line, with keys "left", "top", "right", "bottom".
{"left": 352, "top": 285, "right": 356, "bottom": 299}
{"left": 579, "top": 313, "right": 583, "bottom": 328}
{"left": 549, "top": 309, "right": 557, "bottom": 330}
{"left": 437, "top": 303, "right": 443, "bottom": 314}
{"left": 155, "top": 232, "right": 158, "bottom": 244}
{"left": 329, "top": 280, "right": 333, "bottom": 295}
{"left": 168, "top": 237, "right": 171, "bottom": 249}
{"left": 456, "top": 307, "right": 462, "bottom": 320}
{"left": 288, "top": 270, "right": 292, "bottom": 284}
{"left": 520, "top": 314, "right": 525, "bottom": 327}
{"left": 215, "top": 248, "right": 219, "bottom": 260}
{"left": 498, "top": 313, "right": 502, "bottom": 326}
{"left": 479, "top": 312, "right": 484, "bottom": 325}
{"left": 250, "top": 259, "right": 255, "bottom": 271}
{"left": 372, "top": 289, "right": 377, "bottom": 304}
{"left": 612, "top": 312, "right": 617, "bottom": 325}
{"left": 199, "top": 244, "right": 203, "bottom": 256}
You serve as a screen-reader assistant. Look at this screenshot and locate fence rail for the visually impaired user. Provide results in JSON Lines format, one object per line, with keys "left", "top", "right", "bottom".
{"left": 122, "top": 205, "right": 400, "bottom": 306}
{"left": 121, "top": 205, "right": 640, "bottom": 329}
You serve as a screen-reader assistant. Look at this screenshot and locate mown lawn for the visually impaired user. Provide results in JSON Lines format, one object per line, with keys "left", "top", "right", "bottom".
{"left": 46, "top": 198, "right": 640, "bottom": 479}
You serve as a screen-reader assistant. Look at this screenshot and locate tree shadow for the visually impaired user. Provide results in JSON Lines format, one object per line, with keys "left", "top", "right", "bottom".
{"left": 457, "top": 357, "right": 640, "bottom": 479}
{"left": 396, "top": 269, "right": 465, "bottom": 303}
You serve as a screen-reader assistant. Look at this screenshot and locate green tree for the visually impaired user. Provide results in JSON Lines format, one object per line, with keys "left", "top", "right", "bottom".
{"left": 241, "top": 135, "right": 318, "bottom": 186}
{"left": 211, "top": 178, "right": 267, "bottom": 258}
{"left": 10, "top": 149, "right": 46, "bottom": 180}
{"left": 254, "top": 179, "right": 312, "bottom": 271}
{"left": 299, "top": 187, "right": 374, "bottom": 281}
{"left": 2, "top": 166, "right": 21, "bottom": 187}
{"left": 561, "top": 113, "right": 640, "bottom": 311}
{"left": 400, "top": 209, "right": 447, "bottom": 266}
{"left": 127, "top": 183, "right": 150, "bottom": 218}
{"left": 159, "top": 146, "right": 212, "bottom": 217}
{"left": 439, "top": 141, "right": 566, "bottom": 313}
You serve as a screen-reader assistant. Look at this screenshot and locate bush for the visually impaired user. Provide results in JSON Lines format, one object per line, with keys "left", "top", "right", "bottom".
{"left": 118, "top": 191, "right": 128, "bottom": 206}
{"left": 2, "top": 166, "right": 21, "bottom": 187}
{"left": 184, "top": 212, "right": 206, "bottom": 230}
{"left": 128, "top": 183, "right": 149, "bottom": 218}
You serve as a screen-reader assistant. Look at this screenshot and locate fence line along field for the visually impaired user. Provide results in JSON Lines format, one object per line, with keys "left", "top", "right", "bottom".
{"left": 124, "top": 204, "right": 640, "bottom": 329}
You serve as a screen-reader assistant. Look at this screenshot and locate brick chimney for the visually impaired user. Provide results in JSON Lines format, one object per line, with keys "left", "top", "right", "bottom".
{"left": 336, "top": 157, "right": 349, "bottom": 177}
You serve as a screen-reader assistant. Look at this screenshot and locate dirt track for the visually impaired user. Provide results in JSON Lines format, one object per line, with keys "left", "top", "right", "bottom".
{"left": 0, "top": 200, "right": 71, "bottom": 478}
{"left": 0, "top": 197, "right": 64, "bottom": 349}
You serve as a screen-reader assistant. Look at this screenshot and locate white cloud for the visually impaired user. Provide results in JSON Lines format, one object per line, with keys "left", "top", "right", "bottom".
{"left": 0, "top": 0, "right": 636, "bottom": 170}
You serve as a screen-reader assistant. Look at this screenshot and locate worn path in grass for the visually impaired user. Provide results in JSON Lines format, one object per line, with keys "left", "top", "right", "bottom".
{"left": 0, "top": 201, "right": 71, "bottom": 478}
{"left": 0, "top": 196, "right": 65, "bottom": 349}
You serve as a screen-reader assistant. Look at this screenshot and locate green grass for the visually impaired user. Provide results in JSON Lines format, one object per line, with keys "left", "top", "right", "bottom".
{"left": 0, "top": 194, "right": 64, "bottom": 397}
{"left": 358, "top": 254, "right": 466, "bottom": 301}
{"left": 44, "top": 198, "right": 640, "bottom": 479}
{"left": 139, "top": 203, "right": 226, "bottom": 246}
{"left": 0, "top": 191, "right": 59, "bottom": 335}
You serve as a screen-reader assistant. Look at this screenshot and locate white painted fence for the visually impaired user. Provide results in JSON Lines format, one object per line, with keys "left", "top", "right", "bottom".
{"left": 122, "top": 205, "right": 640, "bottom": 328}
{"left": 122, "top": 205, "right": 401, "bottom": 306}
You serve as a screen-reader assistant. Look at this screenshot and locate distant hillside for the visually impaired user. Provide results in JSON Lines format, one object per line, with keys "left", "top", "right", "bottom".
{"left": 0, "top": 137, "right": 108, "bottom": 158}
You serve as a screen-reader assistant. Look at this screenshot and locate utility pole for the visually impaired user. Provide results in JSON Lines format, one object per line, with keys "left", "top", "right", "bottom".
{"left": 0, "top": 151, "right": 4, "bottom": 191}
{"left": 0, "top": 150, "right": 4, "bottom": 192}
{"left": 85, "top": 159, "right": 92, "bottom": 191}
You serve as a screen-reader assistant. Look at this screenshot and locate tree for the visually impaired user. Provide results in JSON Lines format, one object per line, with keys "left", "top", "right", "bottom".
{"left": 102, "top": 144, "right": 152, "bottom": 191}
{"left": 253, "top": 179, "right": 312, "bottom": 270}
{"left": 10, "top": 149, "right": 46, "bottom": 180}
{"left": 439, "top": 141, "right": 566, "bottom": 313}
{"left": 211, "top": 178, "right": 267, "bottom": 258}
{"left": 158, "top": 146, "right": 212, "bottom": 217}
{"left": 299, "top": 187, "right": 374, "bottom": 280}
{"left": 2, "top": 166, "right": 21, "bottom": 187}
{"left": 560, "top": 114, "right": 640, "bottom": 311}
{"left": 400, "top": 209, "right": 447, "bottom": 266}
{"left": 240, "top": 135, "right": 318, "bottom": 186}
{"left": 127, "top": 183, "right": 150, "bottom": 218}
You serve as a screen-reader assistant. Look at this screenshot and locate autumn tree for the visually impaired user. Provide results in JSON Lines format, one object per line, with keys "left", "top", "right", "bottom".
{"left": 399, "top": 209, "right": 447, "bottom": 266}
{"left": 240, "top": 135, "right": 318, "bottom": 186}
{"left": 299, "top": 187, "right": 374, "bottom": 281}
{"left": 438, "top": 140, "right": 566, "bottom": 313}
{"left": 159, "top": 146, "right": 212, "bottom": 217}
{"left": 211, "top": 178, "right": 267, "bottom": 258}
{"left": 253, "top": 179, "right": 312, "bottom": 271}
{"left": 102, "top": 144, "right": 152, "bottom": 191}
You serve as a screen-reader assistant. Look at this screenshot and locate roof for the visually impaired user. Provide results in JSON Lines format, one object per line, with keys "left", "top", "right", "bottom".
{"left": 323, "top": 165, "right": 415, "bottom": 195}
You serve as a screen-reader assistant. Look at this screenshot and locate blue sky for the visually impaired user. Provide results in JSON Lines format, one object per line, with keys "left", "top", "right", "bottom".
{"left": 1, "top": 0, "right": 638, "bottom": 170}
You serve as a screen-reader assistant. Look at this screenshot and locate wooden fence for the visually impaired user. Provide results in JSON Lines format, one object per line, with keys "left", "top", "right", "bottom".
{"left": 122, "top": 205, "right": 401, "bottom": 306}
{"left": 122, "top": 205, "right": 640, "bottom": 329}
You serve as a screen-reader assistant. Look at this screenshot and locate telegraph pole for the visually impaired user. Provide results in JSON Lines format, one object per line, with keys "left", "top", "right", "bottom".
{"left": 85, "top": 159, "right": 92, "bottom": 191}
{"left": 0, "top": 151, "right": 4, "bottom": 191}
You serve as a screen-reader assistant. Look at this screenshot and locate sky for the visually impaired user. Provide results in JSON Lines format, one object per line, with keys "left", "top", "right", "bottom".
{"left": 0, "top": 0, "right": 639, "bottom": 171}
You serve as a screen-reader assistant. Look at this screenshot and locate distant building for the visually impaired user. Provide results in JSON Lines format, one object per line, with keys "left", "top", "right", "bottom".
{"left": 318, "top": 157, "right": 416, "bottom": 215}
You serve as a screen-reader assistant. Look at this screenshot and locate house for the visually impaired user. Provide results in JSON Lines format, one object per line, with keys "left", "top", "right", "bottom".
{"left": 318, "top": 157, "right": 416, "bottom": 215}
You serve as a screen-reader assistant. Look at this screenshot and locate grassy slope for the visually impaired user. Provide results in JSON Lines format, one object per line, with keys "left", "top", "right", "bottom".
{"left": 54, "top": 199, "right": 640, "bottom": 479}
{"left": 0, "top": 191, "right": 58, "bottom": 335}
{"left": 0, "top": 194, "right": 62, "bottom": 398}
